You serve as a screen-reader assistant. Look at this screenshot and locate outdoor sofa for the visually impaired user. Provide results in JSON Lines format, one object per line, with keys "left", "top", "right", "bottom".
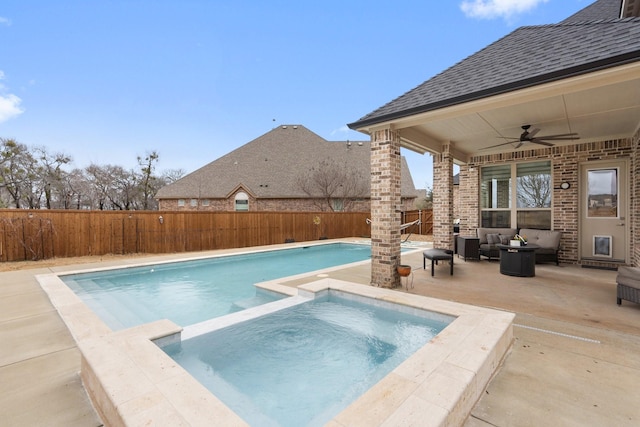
{"left": 616, "top": 267, "right": 640, "bottom": 306}
{"left": 476, "top": 227, "right": 561, "bottom": 264}
{"left": 518, "top": 228, "right": 562, "bottom": 265}
{"left": 476, "top": 228, "right": 518, "bottom": 261}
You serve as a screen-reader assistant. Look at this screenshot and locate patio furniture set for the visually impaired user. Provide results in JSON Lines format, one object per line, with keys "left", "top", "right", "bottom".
{"left": 423, "top": 228, "right": 562, "bottom": 278}
{"left": 423, "top": 228, "right": 640, "bottom": 308}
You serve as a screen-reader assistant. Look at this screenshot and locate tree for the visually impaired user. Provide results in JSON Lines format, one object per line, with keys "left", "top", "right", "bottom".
{"left": 33, "top": 146, "right": 72, "bottom": 209}
{"left": 517, "top": 173, "right": 551, "bottom": 208}
{"left": 414, "top": 186, "right": 433, "bottom": 209}
{"left": 296, "top": 158, "right": 369, "bottom": 211}
{"left": 85, "top": 164, "right": 138, "bottom": 210}
{"left": 0, "top": 138, "right": 33, "bottom": 208}
{"left": 137, "top": 151, "right": 159, "bottom": 210}
{"left": 0, "top": 136, "right": 180, "bottom": 210}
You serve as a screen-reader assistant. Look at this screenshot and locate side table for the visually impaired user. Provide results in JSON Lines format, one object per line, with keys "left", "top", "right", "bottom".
{"left": 497, "top": 244, "right": 539, "bottom": 277}
{"left": 456, "top": 236, "right": 480, "bottom": 261}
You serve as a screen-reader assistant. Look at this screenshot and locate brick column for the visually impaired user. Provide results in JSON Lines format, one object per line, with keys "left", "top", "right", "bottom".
{"left": 370, "top": 128, "right": 402, "bottom": 288}
{"left": 433, "top": 142, "right": 454, "bottom": 249}
{"left": 633, "top": 128, "right": 640, "bottom": 267}
{"left": 458, "top": 164, "right": 479, "bottom": 236}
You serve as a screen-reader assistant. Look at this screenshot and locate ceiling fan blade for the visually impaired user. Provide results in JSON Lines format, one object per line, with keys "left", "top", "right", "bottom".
{"left": 480, "top": 140, "right": 519, "bottom": 150}
{"left": 514, "top": 142, "right": 524, "bottom": 149}
{"left": 531, "top": 140, "right": 554, "bottom": 147}
{"left": 527, "top": 127, "right": 541, "bottom": 138}
{"left": 535, "top": 133, "right": 579, "bottom": 140}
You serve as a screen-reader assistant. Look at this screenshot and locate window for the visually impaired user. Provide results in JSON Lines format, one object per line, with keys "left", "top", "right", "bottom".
{"left": 235, "top": 192, "right": 249, "bottom": 211}
{"left": 201, "top": 199, "right": 210, "bottom": 207}
{"left": 178, "top": 199, "right": 185, "bottom": 207}
{"left": 481, "top": 161, "right": 551, "bottom": 229}
{"left": 587, "top": 168, "right": 618, "bottom": 218}
{"left": 480, "top": 164, "right": 511, "bottom": 227}
{"left": 332, "top": 199, "right": 344, "bottom": 212}
{"left": 190, "top": 199, "right": 197, "bottom": 207}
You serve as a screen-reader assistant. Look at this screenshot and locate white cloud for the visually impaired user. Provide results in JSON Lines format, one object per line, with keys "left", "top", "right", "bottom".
{"left": 460, "top": 0, "right": 549, "bottom": 20}
{"left": 0, "top": 17, "right": 11, "bottom": 26}
{"left": 0, "top": 94, "right": 24, "bottom": 122}
{"left": 0, "top": 71, "right": 25, "bottom": 122}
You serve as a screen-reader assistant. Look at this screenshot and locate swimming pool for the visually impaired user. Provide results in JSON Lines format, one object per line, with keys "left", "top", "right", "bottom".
{"left": 38, "top": 241, "right": 515, "bottom": 426}
{"left": 163, "top": 292, "right": 452, "bottom": 427}
{"left": 60, "top": 242, "right": 378, "bottom": 330}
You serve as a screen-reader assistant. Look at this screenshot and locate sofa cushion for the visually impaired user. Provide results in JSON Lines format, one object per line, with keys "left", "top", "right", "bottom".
{"left": 487, "top": 233, "right": 501, "bottom": 244}
{"left": 519, "top": 228, "right": 561, "bottom": 250}
{"left": 477, "top": 228, "right": 517, "bottom": 244}
{"left": 535, "top": 247, "right": 557, "bottom": 255}
{"left": 617, "top": 266, "right": 640, "bottom": 280}
{"left": 617, "top": 267, "right": 640, "bottom": 290}
{"left": 617, "top": 275, "right": 640, "bottom": 290}
{"left": 499, "top": 235, "right": 511, "bottom": 245}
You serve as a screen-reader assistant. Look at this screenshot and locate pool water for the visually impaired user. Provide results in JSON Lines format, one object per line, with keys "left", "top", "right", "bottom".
{"left": 61, "top": 243, "right": 375, "bottom": 330}
{"left": 163, "top": 293, "right": 451, "bottom": 427}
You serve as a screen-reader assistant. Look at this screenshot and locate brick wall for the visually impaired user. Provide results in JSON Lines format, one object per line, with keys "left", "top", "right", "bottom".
{"left": 157, "top": 197, "right": 418, "bottom": 212}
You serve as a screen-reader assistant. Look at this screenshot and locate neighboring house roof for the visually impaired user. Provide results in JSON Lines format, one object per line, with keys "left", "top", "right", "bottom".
{"left": 156, "top": 125, "right": 418, "bottom": 200}
{"left": 348, "top": 0, "right": 640, "bottom": 130}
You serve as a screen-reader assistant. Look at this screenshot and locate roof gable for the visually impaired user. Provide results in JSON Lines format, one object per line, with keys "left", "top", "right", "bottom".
{"left": 156, "top": 125, "right": 417, "bottom": 200}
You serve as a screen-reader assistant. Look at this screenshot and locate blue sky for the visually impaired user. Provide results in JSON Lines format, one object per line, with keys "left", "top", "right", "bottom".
{"left": 1, "top": 0, "right": 590, "bottom": 190}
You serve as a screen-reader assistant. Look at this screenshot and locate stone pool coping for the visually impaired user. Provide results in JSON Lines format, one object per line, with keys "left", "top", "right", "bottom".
{"left": 37, "top": 271, "right": 514, "bottom": 426}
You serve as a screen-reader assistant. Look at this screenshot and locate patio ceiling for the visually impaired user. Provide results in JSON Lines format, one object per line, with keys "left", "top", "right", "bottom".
{"left": 358, "top": 61, "right": 640, "bottom": 164}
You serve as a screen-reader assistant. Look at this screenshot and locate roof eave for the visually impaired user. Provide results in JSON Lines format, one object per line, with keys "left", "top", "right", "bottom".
{"left": 348, "top": 50, "right": 640, "bottom": 131}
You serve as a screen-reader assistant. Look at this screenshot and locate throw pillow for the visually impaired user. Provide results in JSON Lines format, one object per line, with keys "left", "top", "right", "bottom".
{"left": 487, "top": 233, "right": 500, "bottom": 244}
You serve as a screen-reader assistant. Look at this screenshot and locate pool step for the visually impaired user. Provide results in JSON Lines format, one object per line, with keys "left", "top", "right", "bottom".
{"left": 232, "top": 295, "right": 278, "bottom": 310}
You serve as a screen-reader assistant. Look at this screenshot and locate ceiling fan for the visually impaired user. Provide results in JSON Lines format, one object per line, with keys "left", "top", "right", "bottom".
{"left": 482, "top": 125, "right": 579, "bottom": 150}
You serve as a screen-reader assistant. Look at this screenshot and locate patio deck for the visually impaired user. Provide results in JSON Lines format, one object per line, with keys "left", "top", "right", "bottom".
{"left": 1, "top": 240, "right": 639, "bottom": 426}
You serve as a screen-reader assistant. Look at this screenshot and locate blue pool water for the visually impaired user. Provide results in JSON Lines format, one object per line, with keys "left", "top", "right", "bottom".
{"left": 163, "top": 293, "right": 451, "bottom": 427}
{"left": 62, "top": 243, "right": 377, "bottom": 330}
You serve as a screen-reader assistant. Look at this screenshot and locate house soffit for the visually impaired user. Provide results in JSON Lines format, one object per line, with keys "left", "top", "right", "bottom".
{"left": 364, "top": 62, "right": 640, "bottom": 162}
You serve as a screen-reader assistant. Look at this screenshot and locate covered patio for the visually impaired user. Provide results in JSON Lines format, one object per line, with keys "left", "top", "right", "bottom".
{"left": 348, "top": 0, "right": 640, "bottom": 288}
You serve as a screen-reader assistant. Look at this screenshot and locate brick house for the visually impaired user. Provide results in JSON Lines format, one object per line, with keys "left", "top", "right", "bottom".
{"left": 348, "top": 0, "right": 640, "bottom": 287}
{"left": 155, "top": 125, "right": 420, "bottom": 212}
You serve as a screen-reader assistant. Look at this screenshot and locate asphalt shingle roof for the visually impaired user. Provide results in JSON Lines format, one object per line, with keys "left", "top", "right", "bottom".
{"left": 156, "top": 125, "right": 418, "bottom": 200}
{"left": 562, "top": 0, "right": 621, "bottom": 22}
{"left": 349, "top": 0, "right": 640, "bottom": 129}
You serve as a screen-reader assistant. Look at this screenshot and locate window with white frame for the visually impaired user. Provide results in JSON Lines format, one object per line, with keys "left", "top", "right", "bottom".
{"left": 190, "top": 199, "right": 197, "bottom": 207}
{"left": 235, "top": 192, "right": 249, "bottom": 211}
{"left": 481, "top": 161, "right": 551, "bottom": 229}
{"left": 178, "top": 199, "right": 185, "bottom": 207}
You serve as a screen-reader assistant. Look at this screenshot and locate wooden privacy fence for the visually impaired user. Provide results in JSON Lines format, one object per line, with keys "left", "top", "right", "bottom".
{"left": 0, "top": 209, "right": 433, "bottom": 262}
{"left": 402, "top": 210, "right": 433, "bottom": 236}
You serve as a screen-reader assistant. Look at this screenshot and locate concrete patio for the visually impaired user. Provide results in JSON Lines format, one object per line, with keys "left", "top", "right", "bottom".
{"left": 1, "top": 241, "right": 639, "bottom": 426}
